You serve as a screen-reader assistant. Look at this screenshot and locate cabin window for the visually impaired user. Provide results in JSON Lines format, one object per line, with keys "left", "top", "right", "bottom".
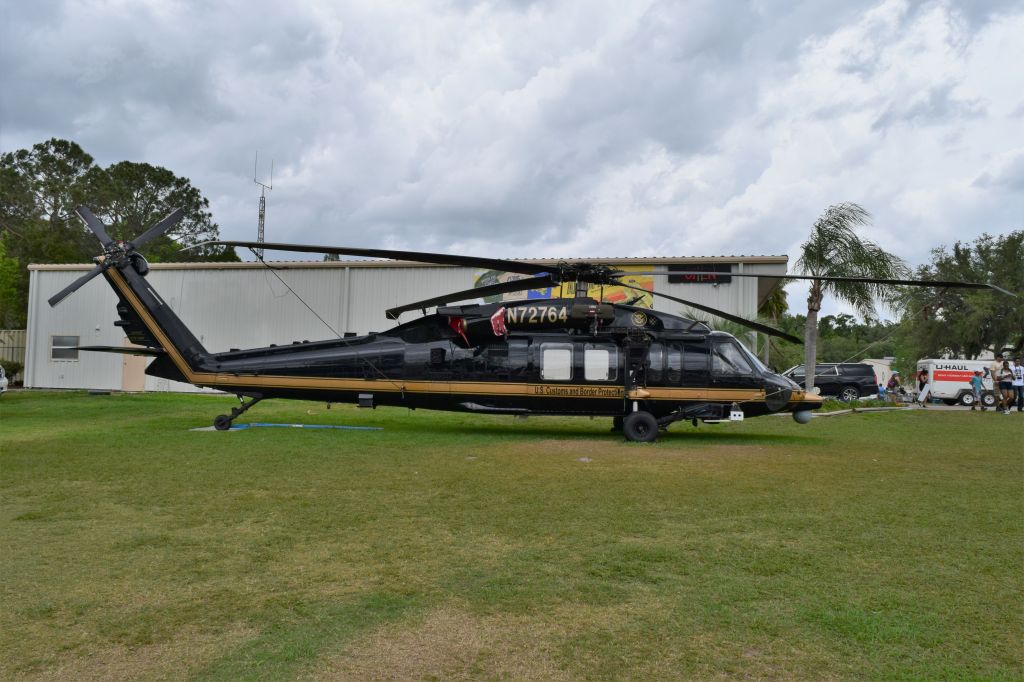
{"left": 666, "top": 343, "right": 683, "bottom": 383}
{"left": 684, "top": 341, "right": 710, "bottom": 373}
{"left": 583, "top": 344, "right": 617, "bottom": 381}
{"left": 647, "top": 344, "right": 663, "bottom": 383}
{"left": 51, "top": 335, "right": 80, "bottom": 361}
{"left": 540, "top": 343, "right": 573, "bottom": 381}
{"left": 711, "top": 340, "right": 753, "bottom": 375}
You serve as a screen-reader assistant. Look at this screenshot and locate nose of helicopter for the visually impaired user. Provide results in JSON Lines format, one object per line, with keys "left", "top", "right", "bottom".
{"left": 763, "top": 373, "right": 823, "bottom": 416}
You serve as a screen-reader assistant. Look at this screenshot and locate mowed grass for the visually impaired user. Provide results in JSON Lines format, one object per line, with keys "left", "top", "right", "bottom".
{"left": 1, "top": 391, "right": 1021, "bottom": 680}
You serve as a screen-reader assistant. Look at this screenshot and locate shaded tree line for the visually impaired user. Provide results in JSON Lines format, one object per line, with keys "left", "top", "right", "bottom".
{"left": 897, "top": 231, "right": 1023, "bottom": 359}
{"left": 0, "top": 138, "right": 238, "bottom": 327}
{"left": 739, "top": 210, "right": 1021, "bottom": 386}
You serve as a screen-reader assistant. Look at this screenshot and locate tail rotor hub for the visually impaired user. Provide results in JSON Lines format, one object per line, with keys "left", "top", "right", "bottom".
{"left": 47, "top": 205, "right": 184, "bottom": 308}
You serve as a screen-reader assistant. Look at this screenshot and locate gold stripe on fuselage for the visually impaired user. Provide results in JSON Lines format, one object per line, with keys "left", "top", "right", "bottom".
{"left": 107, "top": 268, "right": 771, "bottom": 404}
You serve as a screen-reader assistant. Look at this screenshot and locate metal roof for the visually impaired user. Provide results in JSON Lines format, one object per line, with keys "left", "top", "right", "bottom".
{"left": 31, "top": 254, "right": 788, "bottom": 271}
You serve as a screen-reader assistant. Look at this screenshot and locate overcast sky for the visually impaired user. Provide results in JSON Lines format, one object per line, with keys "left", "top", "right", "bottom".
{"left": 2, "top": 0, "right": 1021, "bottom": 315}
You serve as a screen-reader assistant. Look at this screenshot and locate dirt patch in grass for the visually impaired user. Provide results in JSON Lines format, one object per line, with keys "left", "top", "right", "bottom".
{"left": 16, "top": 624, "right": 256, "bottom": 681}
{"left": 310, "top": 604, "right": 575, "bottom": 681}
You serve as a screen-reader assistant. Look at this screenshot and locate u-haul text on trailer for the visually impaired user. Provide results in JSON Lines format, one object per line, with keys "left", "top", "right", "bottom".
{"left": 916, "top": 359, "right": 997, "bottom": 407}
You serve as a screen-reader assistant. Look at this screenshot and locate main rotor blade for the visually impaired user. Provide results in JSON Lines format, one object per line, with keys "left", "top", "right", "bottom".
{"left": 386, "top": 275, "right": 557, "bottom": 319}
{"left": 195, "top": 240, "right": 551, "bottom": 277}
{"left": 131, "top": 207, "right": 185, "bottom": 250}
{"left": 639, "top": 270, "right": 1015, "bottom": 295}
{"left": 74, "top": 206, "right": 113, "bottom": 246}
{"left": 615, "top": 281, "right": 804, "bottom": 344}
{"left": 47, "top": 264, "right": 104, "bottom": 307}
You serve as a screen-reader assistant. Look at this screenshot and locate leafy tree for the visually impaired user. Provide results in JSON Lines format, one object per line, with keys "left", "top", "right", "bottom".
{"left": 795, "top": 203, "right": 909, "bottom": 392}
{"left": 83, "top": 161, "right": 233, "bottom": 261}
{"left": 0, "top": 238, "right": 22, "bottom": 326}
{"left": 898, "top": 231, "right": 1023, "bottom": 358}
{"left": 0, "top": 138, "right": 238, "bottom": 325}
{"left": 757, "top": 280, "right": 789, "bottom": 363}
{"left": 0, "top": 139, "right": 96, "bottom": 264}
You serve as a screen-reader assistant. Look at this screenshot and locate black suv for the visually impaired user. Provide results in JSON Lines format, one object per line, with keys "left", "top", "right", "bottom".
{"left": 782, "top": 363, "right": 879, "bottom": 401}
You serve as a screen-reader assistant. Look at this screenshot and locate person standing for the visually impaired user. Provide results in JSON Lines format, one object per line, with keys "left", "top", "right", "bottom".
{"left": 988, "top": 354, "right": 1004, "bottom": 394}
{"left": 1012, "top": 358, "right": 1024, "bottom": 413}
{"left": 886, "top": 371, "right": 901, "bottom": 401}
{"left": 996, "top": 360, "right": 1014, "bottom": 414}
{"left": 969, "top": 371, "right": 986, "bottom": 411}
{"left": 916, "top": 369, "right": 930, "bottom": 408}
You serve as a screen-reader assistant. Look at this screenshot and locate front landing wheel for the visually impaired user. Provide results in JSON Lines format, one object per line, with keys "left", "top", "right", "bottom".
{"left": 214, "top": 414, "right": 233, "bottom": 431}
{"left": 623, "top": 411, "right": 658, "bottom": 442}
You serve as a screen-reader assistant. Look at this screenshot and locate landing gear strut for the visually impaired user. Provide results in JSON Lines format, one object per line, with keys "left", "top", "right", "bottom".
{"left": 213, "top": 394, "right": 264, "bottom": 431}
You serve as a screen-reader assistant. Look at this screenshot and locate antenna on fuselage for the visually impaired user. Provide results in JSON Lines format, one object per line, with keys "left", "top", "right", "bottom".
{"left": 253, "top": 152, "right": 273, "bottom": 259}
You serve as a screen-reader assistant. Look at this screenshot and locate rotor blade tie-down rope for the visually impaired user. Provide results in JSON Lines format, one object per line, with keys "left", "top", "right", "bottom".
{"left": 249, "top": 249, "right": 403, "bottom": 390}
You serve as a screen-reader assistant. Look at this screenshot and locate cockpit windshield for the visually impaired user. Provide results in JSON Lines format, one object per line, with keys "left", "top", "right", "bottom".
{"left": 711, "top": 339, "right": 756, "bottom": 375}
{"left": 710, "top": 337, "right": 776, "bottom": 377}
{"left": 739, "top": 343, "right": 771, "bottom": 375}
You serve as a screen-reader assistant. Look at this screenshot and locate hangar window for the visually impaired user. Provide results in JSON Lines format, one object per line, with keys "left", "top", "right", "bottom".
{"left": 51, "top": 335, "right": 80, "bottom": 361}
{"left": 540, "top": 343, "right": 573, "bottom": 381}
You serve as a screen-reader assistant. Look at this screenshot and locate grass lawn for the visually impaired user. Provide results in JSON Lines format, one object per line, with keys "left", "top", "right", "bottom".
{"left": 1, "top": 391, "right": 1021, "bottom": 680}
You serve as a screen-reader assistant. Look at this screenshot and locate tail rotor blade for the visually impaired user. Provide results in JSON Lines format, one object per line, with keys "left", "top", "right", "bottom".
{"left": 75, "top": 206, "right": 114, "bottom": 246}
{"left": 48, "top": 264, "right": 104, "bottom": 307}
{"left": 131, "top": 207, "right": 185, "bottom": 250}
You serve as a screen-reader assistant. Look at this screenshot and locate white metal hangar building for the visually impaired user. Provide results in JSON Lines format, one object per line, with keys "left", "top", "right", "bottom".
{"left": 25, "top": 255, "right": 788, "bottom": 392}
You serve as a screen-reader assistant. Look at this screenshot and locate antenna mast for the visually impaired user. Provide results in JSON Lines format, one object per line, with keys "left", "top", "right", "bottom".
{"left": 253, "top": 152, "right": 273, "bottom": 259}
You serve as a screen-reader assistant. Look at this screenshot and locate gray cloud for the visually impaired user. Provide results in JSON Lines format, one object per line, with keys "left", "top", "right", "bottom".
{"left": 1, "top": 0, "right": 1021, "bottom": 322}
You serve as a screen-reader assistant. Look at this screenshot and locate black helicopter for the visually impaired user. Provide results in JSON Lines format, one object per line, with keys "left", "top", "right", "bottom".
{"left": 49, "top": 206, "right": 1011, "bottom": 441}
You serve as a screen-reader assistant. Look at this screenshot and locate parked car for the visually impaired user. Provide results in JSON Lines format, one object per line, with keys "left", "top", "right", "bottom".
{"left": 782, "top": 363, "right": 879, "bottom": 401}
{"left": 0, "top": 366, "right": 7, "bottom": 395}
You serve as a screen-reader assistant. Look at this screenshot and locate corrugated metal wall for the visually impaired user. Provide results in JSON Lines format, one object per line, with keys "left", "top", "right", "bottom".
{"left": 0, "top": 329, "right": 26, "bottom": 382}
{"left": 26, "top": 259, "right": 785, "bottom": 391}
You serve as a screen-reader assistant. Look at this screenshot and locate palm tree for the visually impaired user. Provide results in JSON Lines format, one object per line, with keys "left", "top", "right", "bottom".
{"left": 757, "top": 281, "right": 789, "bottom": 364}
{"left": 795, "top": 203, "right": 909, "bottom": 392}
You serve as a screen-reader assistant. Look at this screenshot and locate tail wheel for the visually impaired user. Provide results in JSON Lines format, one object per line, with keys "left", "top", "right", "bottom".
{"left": 623, "top": 411, "right": 658, "bottom": 442}
{"left": 214, "top": 414, "right": 233, "bottom": 431}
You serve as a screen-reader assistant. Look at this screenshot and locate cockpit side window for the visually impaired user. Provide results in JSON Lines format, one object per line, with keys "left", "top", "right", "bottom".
{"left": 711, "top": 340, "right": 754, "bottom": 375}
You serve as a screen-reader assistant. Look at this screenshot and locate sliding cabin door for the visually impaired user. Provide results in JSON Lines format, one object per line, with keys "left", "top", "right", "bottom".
{"left": 647, "top": 340, "right": 710, "bottom": 399}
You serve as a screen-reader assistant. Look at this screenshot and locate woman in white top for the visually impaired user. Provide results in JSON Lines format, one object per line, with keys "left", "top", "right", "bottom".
{"left": 996, "top": 361, "right": 1014, "bottom": 414}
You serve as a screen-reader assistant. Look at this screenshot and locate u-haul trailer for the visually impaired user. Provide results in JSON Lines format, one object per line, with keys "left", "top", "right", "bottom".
{"left": 916, "top": 359, "right": 998, "bottom": 407}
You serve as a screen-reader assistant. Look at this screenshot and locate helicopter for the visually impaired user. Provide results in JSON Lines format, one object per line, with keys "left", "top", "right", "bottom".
{"left": 48, "top": 206, "right": 1013, "bottom": 441}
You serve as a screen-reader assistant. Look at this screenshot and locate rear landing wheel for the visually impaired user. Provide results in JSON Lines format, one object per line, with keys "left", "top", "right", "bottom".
{"left": 623, "top": 411, "right": 658, "bottom": 442}
{"left": 214, "top": 414, "right": 232, "bottom": 431}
